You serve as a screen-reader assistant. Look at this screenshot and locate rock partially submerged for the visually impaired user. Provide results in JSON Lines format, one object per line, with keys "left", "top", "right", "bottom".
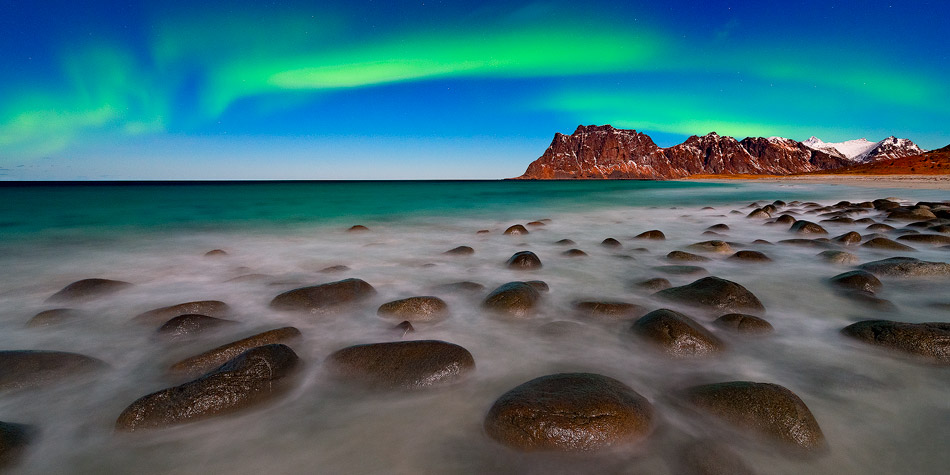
{"left": 506, "top": 251, "right": 542, "bottom": 270}
{"left": 829, "top": 270, "right": 883, "bottom": 293}
{"left": 169, "top": 327, "right": 302, "bottom": 378}
{"left": 631, "top": 309, "right": 725, "bottom": 357}
{"left": 573, "top": 301, "right": 645, "bottom": 320}
{"left": 683, "top": 381, "right": 825, "bottom": 452}
{"left": 116, "top": 344, "right": 300, "bottom": 431}
{"left": 713, "top": 313, "right": 774, "bottom": 335}
{"left": 326, "top": 340, "right": 474, "bottom": 389}
{"left": 484, "top": 373, "right": 654, "bottom": 451}
{"left": 377, "top": 296, "right": 449, "bottom": 322}
{"left": 482, "top": 282, "right": 542, "bottom": 318}
{"left": 26, "top": 308, "right": 78, "bottom": 327}
{"left": 133, "top": 300, "right": 230, "bottom": 324}
{"left": 0, "top": 350, "right": 106, "bottom": 391}
{"left": 654, "top": 277, "right": 764, "bottom": 313}
{"left": 269, "top": 279, "right": 376, "bottom": 313}
{"left": 157, "top": 314, "right": 235, "bottom": 340}
{"left": 841, "top": 320, "right": 950, "bottom": 364}
{"left": 857, "top": 257, "right": 950, "bottom": 277}
{"left": 46, "top": 278, "right": 132, "bottom": 303}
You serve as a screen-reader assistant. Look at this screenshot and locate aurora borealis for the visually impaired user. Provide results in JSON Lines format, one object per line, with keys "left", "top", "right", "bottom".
{"left": 1, "top": 0, "right": 948, "bottom": 179}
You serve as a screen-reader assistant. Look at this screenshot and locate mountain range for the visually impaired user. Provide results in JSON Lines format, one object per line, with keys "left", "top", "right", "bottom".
{"left": 517, "top": 125, "right": 930, "bottom": 179}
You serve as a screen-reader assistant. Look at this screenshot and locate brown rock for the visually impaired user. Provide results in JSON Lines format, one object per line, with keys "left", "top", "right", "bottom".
{"left": 897, "top": 234, "right": 950, "bottom": 246}
{"left": 377, "top": 296, "right": 448, "bottom": 322}
{"left": 319, "top": 265, "right": 350, "bottom": 273}
{"left": 506, "top": 251, "right": 542, "bottom": 270}
{"left": 169, "top": 327, "right": 302, "bottom": 378}
{"left": 573, "top": 301, "right": 645, "bottom": 320}
{"left": 326, "top": 340, "right": 474, "bottom": 389}
{"left": 133, "top": 300, "right": 230, "bottom": 324}
{"left": 601, "top": 238, "right": 622, "bottom": 248}
{"left": 526, "top": 221, "right": 545, "bottom": 226}
{"left": 667, "top": 251, "right": 710, "bottom": 262}
{"left": 0, "top": 351, "right": 106, "bottom": 391}
{"left": 861, "top": 237, "right": 915, "bottom": 251}
{"left": 866, "top": 223, "right": 896, "bottom": 232}
{"left": 269, "top": 278, "right": 376, "bottom": 313}
{"left": 562, "top": 248, "right": 588, "bottom": 257}
{"left": 347, "top": 225, "right": 370, "bottom": 232}
{"left": 115, "top": 344, "right": 300, "bottom": 431}
{"left": 728, "top": 250, "right": 771, "bottom": 262}
{"left": 634, "top": 230, "right": 666, "bottom": 240}
{"left": 443, "top": 246, "right": 475, "bottom": 256}
{"left": 706, "top": 224, "right": 730, "bottom": 231}
{"left": 747, "top": 209, "right": 771, "bottom": 219}
{"left": 157, "top": 314, "right": 234, "bottom": 340}
{"left": 684, "top": 381, "right": 825, "bottom": 451}
{"left": 203, "top": 249, "right": 228, "bottom": 257}
{"left": 631, "top": 309, "right": 725, "bottom": 357}
{"left": 555, "top": 239, "right": 576, "bottom": 245}
{"left": 634, "top": 278, "right": 671, "bottom": 291}
{"left": 858, "top": 257, "right": 950, "bottom": 276}
{"left": 526, "top": 280, "right": 550, "bottom": 292}
{"left": 770, "top": 214, "right": 796, "bottom": 225}
{"left": 829, "top": 271, "right": 882, "bottom": 293}
{"left": 789, "top": 220, "right": 827, "bottom": 235}
{"left": 841, "top": 320, "right": 950, "bottom": 364}
{"left": 484, "top": 373, "right": 654, "bottom": 451}
{"left": 26, "top": 308, "right": 78, "bottom": 327}
{"left": 817, "top": 250, "right": 858, "bottom": 265}
{"left": 476, "top": 229, "right": 490, "bottom": 235}
{"left": 888, "top": 208, "right": 936, "bottom": 221}
{"left": 713, "top": 313, "right": 773, "bottom": 335}
{"left": 482, "top": 282, "right": 542, "bottom": 318}
{"left": 393, "top": 321, "right": 414, "bottom": 337}
{"left": 504, "top": 224, "right": 529, "bottom": 235}
{"left": 686, "top": 240, "right": 734, "bottom": 254}
{"left": 833, "top": 231, "right": 862, "bottom": 245}
{"left": 654, "top": 277, "right": 764, "bottom": 313}
{"left": 46, "top": 278, "right": 132, "bottom": 303}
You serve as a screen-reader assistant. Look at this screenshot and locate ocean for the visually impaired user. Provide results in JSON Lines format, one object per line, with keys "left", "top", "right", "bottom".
{"left": 0, "top": 180, "right": 948, "bottom": 474}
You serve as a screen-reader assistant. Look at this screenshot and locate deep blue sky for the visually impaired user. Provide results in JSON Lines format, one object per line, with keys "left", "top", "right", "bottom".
{"left": 1, "top": 0, "right": 947, "bottom": 179}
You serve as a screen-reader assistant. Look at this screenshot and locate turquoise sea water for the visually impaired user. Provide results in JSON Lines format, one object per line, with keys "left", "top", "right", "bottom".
{"left": 0, "top": 180, "right": 948, "bottom": 474}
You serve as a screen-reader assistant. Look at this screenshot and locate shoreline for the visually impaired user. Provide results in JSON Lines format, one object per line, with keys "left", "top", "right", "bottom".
{"left": 681, "top": 174, "right": 950, "bottom": 190}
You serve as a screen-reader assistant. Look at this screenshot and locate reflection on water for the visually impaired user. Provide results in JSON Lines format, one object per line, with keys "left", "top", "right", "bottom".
{"left": 0, "top": 182, "right": 948, "bottom": 474}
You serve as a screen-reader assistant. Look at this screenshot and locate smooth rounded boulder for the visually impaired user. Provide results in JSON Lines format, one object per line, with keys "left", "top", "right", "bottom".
{"left": 157, "top": 314, "right": 235, "bottom": 340}
{"left": 0, "top": 350, "right": 106, "bottom": 391}
{"left": 829, "top": 270, "right": 882, "bottom": 293}
{"left": 833, "top": 231, "right": 862, "bottom": 245}
{"left": 728, "top": 250, "right": 771, "bottom": 262}
{"left": 562, "top": 248, "right": 588, "bottom": 257}
{"left": 861, "top": 237, "right": 915, "bottom": 251}
{"left": 667, "top": 251, "right": 710, "bottom": 262}
{"left": 686, "top": 240, "right": 733, "bottom": 254}
{"left": 601, "top": 238, "right": 622, "bottom": 248}
{"left": 789, "top": 220, "right": 827, "bottom": 235}
{"left": 858, "top": 257, "right": 950, "bottom": 277}
{"left": 573, "top": 301, "right": 645, "bottom": 320}
{"left": 841, "top": 320, "right": 950, "bottom": 364}
{"left": 115, "top": 344, "right": 300, "bottom": 431}
{"left": 713, "top": 313, "right": 774, "bottom": 335}
{"left": 635, "top": 277, "right": 671, "bottom": 291}
{"left": 325, "top": 340, "right": 474, "bottom": 389}
{"left": 897, "top": 234, "right": 950, "bottom": 246}
{"left": 169, "top": 327, "right": 302, "bottom": 378}
{"left": 631, "top": 309, "right": 725, "bottom": 357}
{"left": 506, "top": 251, "right": 542, "bottom": 270}
{"left": 484, "top": 373, "right": 654, "bottom": 451}
{"left": 133, "top": 300, "right": 230, "bottom": 324}
{"left": 377, "top": 296, "right": 448, "bottom": 322}
{"left": 26, "top": 308, "right": 78, "bottom": 327}
{"left": 269, "top": 278, "right": 376, "bottom": 313}
{"left": 654, "top": 276, "right": 765, "bottom": 313}
{"left": 482, "top": 282, "right": 542, "bottom": 318}
{"left": 503, "top": 224, "right": 529, "bottom": 235}
{"left": 817, "top": 250, "right": 858, "bottom": 265}
{"left": 684, "top": 381, "right": 825, "bottom": 451}
{"left": 443, "top": 246, "right": 475, "bottom": 256}
{"left": 46, "top": 278, "right": 132, "bottom": 303}
{"left": 634, "top": 230, "right": 665, "bottom": 240}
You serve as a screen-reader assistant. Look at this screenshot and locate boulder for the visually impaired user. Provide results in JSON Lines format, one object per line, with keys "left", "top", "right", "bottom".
{"left": 169, "top": 327, "right": 302, "bottom": 378}
{"left": 634, "top": 278, "right": 671, "bottom": 291}
{"left": 747, "top": 209, "right": 770, "bottom": 219}
{"left": 861, "top": 237, "right": 915, "bottom": 251}
{"left": 667, "top": 251, "right": 710, "bottom": 262}
{"left": 706, "top": 224, "right": 730, "bottom": 231}
{"left": 573, "top": 301, "right": 645, "bottom": 320}
{"left": 326, "top": 340, "right": 474, "bottom": 389}
{"left": 713, "top": 313, "right": 773, "bottom": 335}
{"left": 0, "top": 422, "right": 31, "bottom": 469}
{"left": 504, "top": 225, "right": 529, "bottom": 235}
{"left": 319, "top": 265, "right": 350, "bottom": 273}
{"left": 654, "top": 277, "right": 764, "bottom": 313}
{"left": 526, "top": 280, "right": 550, "bottom": 292}
{"left": 858, "top": 257, "right": 950, "bottom": 277}
{"left": 269, "top": 278, "right": 376, "bottom": 313}
{"left": 555, "top": 239, "right": 576, "bottom": 245}
{"left": 203, "top": 249, "right": 228, "bottom": 257}
{"left": 347, "top": 225, "right": 370, "bottom": 232}
{"left": 631, "top": 309, "right": 725, "bottom": 357}
{"left": 789, "top": 221, "right": 827, "bottom": 235}
{"left": 601, "top": 238, "right": 622, "bottom": 248}
{"left": 0, "top": 350, "right": 106, "bottom": 391}
{"left": 634, "top": 230, "right": 666, "bottom": 240}
{"left": 888, "top": 208, "right": 936, "bottom": 221}
{"left": 686, "top": 240, "right": 734, "bottom": 254}
{"left": 770, "top": 214, "right": 796, "bottom": 226}
{"left": 897, "top": 234, "right": 950, "bottom": 246}
{"left": 115, "top": 344, "right": 300, "bottom": 431}
{"left": 829, "top": 271, "right": 882, "bottom": 293}
{"left": 817, "top": 250, "right": 858, "bottom": 265}
{"left": 443, "top": 246, "right": 475, "bottom": 256}
{"left": 866, "top": 223, "right": 896, "bottom": 232}
{"left": 482, "top": 282, "right": 542, "bottom": 318}
{"left": 133, "top": 300, "right": 230, "bottom": 324}
{"left": 841, "top": 320, "right": 950, "bottom": 364}
{"left": 833, "top": 231, "right": 862, "bottom": 245}
{"left": 26, "top": 308, "right": 78, "bottom": 327}
{"left": 506, "top": 251, "right": 542, "bottom": 270}
{"left": 157, "top": 315, "right": 234, "bottom": 340}
{"left": 684, "top": 381, "right": 825, "bottom": 451}
{"left": 484, "top": 373, "right": 654, "bottom": 451}
{"left": 46, "top": 278, "right": 132, "bottom": 303}
{"left": 377, "top": 296, "right": 448, "bottom": 322}
{"left": 562, "top": 249, "right": 588, "bottom": 257}
{"left": 728, "top": 251, "right": 771, "bottom": 262}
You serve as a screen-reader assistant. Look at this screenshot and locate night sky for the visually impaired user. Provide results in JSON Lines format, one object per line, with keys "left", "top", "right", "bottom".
{"left": 1, "top": 0, "right": 948, "bottom": 179}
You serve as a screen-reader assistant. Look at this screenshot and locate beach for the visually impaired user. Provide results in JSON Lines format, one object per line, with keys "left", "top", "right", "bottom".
{"left": 0, "top": 180, "right": 948, "bottom": 474}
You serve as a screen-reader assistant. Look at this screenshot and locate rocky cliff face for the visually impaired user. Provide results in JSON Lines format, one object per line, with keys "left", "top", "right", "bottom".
{"left": 518, "top": 125, "right": 925, "bottom": 179}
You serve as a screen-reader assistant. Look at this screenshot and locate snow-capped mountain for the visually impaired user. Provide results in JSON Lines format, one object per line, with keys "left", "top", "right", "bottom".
{"left": 802, "top": 136, "right": 924, "bottom": 162}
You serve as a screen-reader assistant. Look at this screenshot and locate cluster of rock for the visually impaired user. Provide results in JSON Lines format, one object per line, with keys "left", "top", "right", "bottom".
{"left": 5, "top": 195, "right": 950, "bottom": 470}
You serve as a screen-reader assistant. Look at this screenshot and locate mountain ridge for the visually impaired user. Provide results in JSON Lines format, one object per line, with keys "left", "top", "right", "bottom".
{"left": 517, "top": 125, "right": 928, "bottom": 180}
